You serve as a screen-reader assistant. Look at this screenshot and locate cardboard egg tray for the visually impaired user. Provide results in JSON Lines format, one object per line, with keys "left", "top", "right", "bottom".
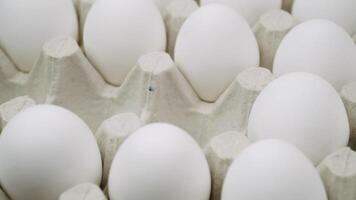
{"left": 1, "top": 0, "right": 356, "bottom": 199}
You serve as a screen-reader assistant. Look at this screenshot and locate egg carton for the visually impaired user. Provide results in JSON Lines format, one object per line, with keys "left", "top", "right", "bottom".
{"left": 0, "top": 0, "right": 199, "bottom": 131}
{"left": 195, "top": 0, "right": 294, "bottom": 12}
{"left": 5, "top": 100, "right": 356, "bottom": 200}
{"left": 1, "top": 0, "right": 356, "bottom": 200}
{"left": 281, "top": 0, "right": 294, "bottom": 12}
{"left": 0, "top": 0, "right": 301, "bottom": 138}
{"left": 2, "top": 97, "right": 356, "bottom": 200}
{"left": 54, "top": 145, "right": 356, "bottom": 200}
{"left": 0, "top": 0, "right": 270, "bottom": 199}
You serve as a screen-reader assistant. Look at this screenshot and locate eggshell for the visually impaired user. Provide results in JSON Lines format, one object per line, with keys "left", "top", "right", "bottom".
{"left": 0, "top": 105, "right": 102, "bottom": 200}
{"left": 273, "top": 19, "right": 356, "bottom": 90}
{"left": 292, "top": 0, "right": 356, "bottom": 35}
{"left": 200, "top": 0, "right": 282, "bottom": 26}
{"left": 0, "top": 0, "right": 78, "bottom": 72}
{"left": 248, "top": 72, "right": 349, "bottom": 165}
{"left": 84, "top": 0, "right": 166, "bottom": 86}
{"left": 108, "top": 123, "right": 211, "bottom": 200}
{"left": 222, "top": 139, "right": 327, "bottom": 200}
{"left": 174, "top": 4, "right": 259, "bottom": 102}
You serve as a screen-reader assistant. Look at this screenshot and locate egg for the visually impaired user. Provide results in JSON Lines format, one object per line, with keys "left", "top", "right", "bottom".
{"left": 273, "top": 19, "right": 356, "bottom": 90}
{"left": 293, "top": 0, "right": 356, "bottom": 35}
{"left": 84, "top": 0, "right": 166, "bottom": 86}
{"left": 0, "top": 105, "right": 102, "bottom": 200}
{"left": 0, "top": 0, "right": 78, "bottom": 72}
{"left": 108, "top": 123, "right": 211, "bottom": 200}
{"left": 222, "top": 139, "right": 327, "bottom": 200}
{"left": 174, "top": 4, "right": 259, "bottom": 102}
{"left": 248, "top": 72, "right": 349, "bottom": 165}
{"left": 200, "top": 0, "right": 282, "bottom": 26}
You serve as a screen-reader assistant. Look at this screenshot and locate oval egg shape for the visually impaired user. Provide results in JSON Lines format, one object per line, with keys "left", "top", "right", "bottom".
{"left": 222, "top": 139, "right": 327, "bottom": 200}
{"left": 293, "top": 0, "right": 356, "bottom": 35}
{"left": 108, "top": 123, "right": 211, "bottom": 200}
{"left": 0, "top": 105, "right": 102, "bottom": 200}
{"left": 273, "top": 19, "right": 356, "bottom": 90}
{"left": 0, "top": 0, "right": 78, "bottom": 72}
{"left": 200, "top": 0, "right": 282, "bottom": 26}
{"left": 174, "top": 4, "right": 259, "bottom": 102}
{"left": 248, "top": 72, "right": 349, "bottom": 165}
{"left": 84, "top": 0, "right": 166, "bottom": 86}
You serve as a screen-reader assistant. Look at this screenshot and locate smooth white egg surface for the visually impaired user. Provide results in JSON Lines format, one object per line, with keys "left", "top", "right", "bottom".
{"left": 108, "top": 123, "right": 211, "bottom": 200}
{"left": 0, "top": 105, "right": 102, "bottom": 200}
{"left": 174, "top": 4, "right": 259, "bottom": 102}
{"left": 293, "top": 0, "right": 356, "bottom": 35}
{"left": 84, "top": 0, "right": 166, "bottom": 86}
{"left": 200, "top": 0, "right": 282, "bottom": 26}
{"left": 222, "top": 139, "right": 327, "bottom": 200}
{"left": 0, "top": 0, "right": 78, "bottom": 72}
{"left": 248, "top": 72, "right": 349, "bottom": 165}
{"left": 273, "top": 19, "right": 356, "bottom": 90}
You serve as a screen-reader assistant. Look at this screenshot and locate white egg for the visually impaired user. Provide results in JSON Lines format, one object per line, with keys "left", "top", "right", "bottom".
{"left": 248, "top": 72, "right": 349, "bottom": 165}
{"left": 108, "top": 123, "right": 211, "bottom": 200}
{"left": 222, "top": 139, "right": 327, "bottom": 200}
{"left": 273, "top": 19, "right": 356, "bottom": 90}
{"left": 0, "top": 105, "right": 102, "bottom": 200}
{"left": 0, "top": 0, "right": 78, "bottom": 72}
{"left": 293, "top": 0, "right": 356, "bottom": 35}
{"left": 200, "top": 0, "right": 282, "bottom": 26}
{"left": 84, "top": 0, "right": 166, "bottom": 86}
{"left": 174, "top": 4, "right": 259, "bottom": 102}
